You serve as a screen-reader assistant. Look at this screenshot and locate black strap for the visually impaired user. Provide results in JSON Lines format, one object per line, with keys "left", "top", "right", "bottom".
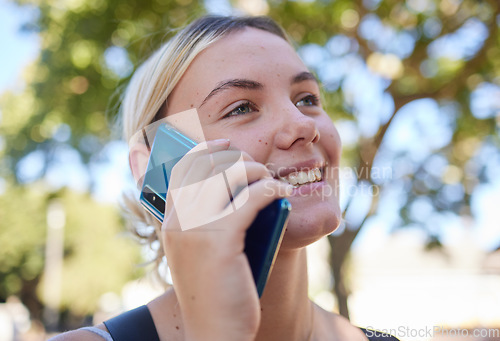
{"left": 103, "top": 305, "right": 160, "bottom": 341}
{"left": 360, "top": 327, "right": 401, "bottom": 340}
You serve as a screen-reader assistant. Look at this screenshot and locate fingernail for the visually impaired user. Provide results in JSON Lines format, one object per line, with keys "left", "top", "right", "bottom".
{"left": 212, "top": 138, "right": 230, "bottom": 145}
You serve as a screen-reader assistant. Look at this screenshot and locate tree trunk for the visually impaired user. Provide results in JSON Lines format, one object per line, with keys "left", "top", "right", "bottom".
{"left": 20, "top": 276, "right": 43, "bottom": 320}
{"left": 328, "top": 226, "right": 359, "bottom": 320}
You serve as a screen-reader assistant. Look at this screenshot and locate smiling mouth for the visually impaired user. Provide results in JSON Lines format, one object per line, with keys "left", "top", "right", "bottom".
{"left": 279, "top": 167, "right": 323, "bottom": 188}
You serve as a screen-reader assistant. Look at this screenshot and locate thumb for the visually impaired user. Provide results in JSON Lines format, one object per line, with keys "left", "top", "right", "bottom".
{"left": 227, "top": 178, "right": 293, "bottom": 232}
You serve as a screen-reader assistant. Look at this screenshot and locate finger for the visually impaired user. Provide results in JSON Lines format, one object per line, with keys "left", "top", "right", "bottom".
{"left": 167, "top": 160, "right": 267, "bottom": 232}
{"left": 219, "top": 178, "right": 293, "bottom": 232}
{"left": 190, "top": 149, "right": 254, "bottom": 171}
{"left": 211, "top": 161, "right": 271, "bottom": 183}
{"left": 162, "top": 140, "right": 233, "bottom": 232}
{"left": 190, "top": 159, "right": 272, "bottom": 209}
{"left": 177, "top": 158, "right": 281, "bottom": 227}
{"left": 205, "top": 138, "right": 230, "bottom": 153}
{"left": 180, "top": 139, "right": 231, "bottom": 167}
{"left": 169, "top": 139, "right": 231, "bottom": 188}
{"left": 179, "top": 150, "right": 255, "bottom": 189}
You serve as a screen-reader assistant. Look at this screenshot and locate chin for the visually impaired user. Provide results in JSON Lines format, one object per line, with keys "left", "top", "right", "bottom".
{"left": 279, "top": 201, "right": 341, "bottom": 250}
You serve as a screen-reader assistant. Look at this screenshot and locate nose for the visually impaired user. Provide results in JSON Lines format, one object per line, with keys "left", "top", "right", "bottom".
{"left": 274, "top": 103, "right": 320, "bottom": 150}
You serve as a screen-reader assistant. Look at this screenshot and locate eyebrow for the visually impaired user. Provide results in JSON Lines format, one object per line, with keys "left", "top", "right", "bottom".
{"left": 199, "top": 71, "right": 319, "bottom": 108}
{"left": 200, "top": 79, "right": 263, "bottom": 107}
{"left": 291, "top": 71, "right": 319, "bottom": 85}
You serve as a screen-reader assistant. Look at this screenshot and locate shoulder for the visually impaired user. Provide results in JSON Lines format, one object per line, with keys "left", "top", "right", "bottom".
{"left": 314, "top": 304, "right": 369, "bottom": 340}
{"left": 148, "top": 289, "right": 184, "bottom": 340}
{"left": 48, "top": 325, "right": 110, "bottom": 341}
{"left": 359, "top": 327, "right": 401, "bottom": 341}
{"left": 313, "top": 303, "right": 400, "bottom": 341}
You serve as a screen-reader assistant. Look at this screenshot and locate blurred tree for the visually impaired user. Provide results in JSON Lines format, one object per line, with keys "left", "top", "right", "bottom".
{"left": 0, "top": 0, "right": 205, "bottom": 327}
{"left": 0, "top": 185, "right": 141, "bottom": 325}
{"left": 267, "top": 0, "right": 500, "bottom": 318}
{"left": 1, "top": 0, "right": 499, "bottom": 324}
{"left": 2, "top": 0, "right": 204, "bottom": 173}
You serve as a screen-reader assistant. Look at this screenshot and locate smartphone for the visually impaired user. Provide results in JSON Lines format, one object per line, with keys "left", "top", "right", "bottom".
{"left": 140, "top": 123, "right": 291, "bottom": 297}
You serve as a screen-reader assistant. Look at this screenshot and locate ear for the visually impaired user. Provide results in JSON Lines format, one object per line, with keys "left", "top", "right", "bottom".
{"left": 129, "top": 143, "right": 150, "bottom": 189}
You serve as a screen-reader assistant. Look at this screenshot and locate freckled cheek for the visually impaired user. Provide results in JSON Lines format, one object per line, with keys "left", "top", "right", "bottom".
{"left": 236, "top": 139, "right": 267, "bottom": 156}
{"left": 222, "top": 135, "right": 271, "bottom": 163}
{"left": 251, "top": 139, "right": 271, "bottom": 162}
{"left": 319, "top": 120, "right": 342, "bottom": 161}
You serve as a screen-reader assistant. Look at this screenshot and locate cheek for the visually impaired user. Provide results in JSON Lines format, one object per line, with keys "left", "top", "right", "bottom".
{"left": 319, "top": 118, "right": 342, "bottom": 162}
{"left": 202, "top": 127, "right": 272, "bottom": 162}
{"left": 232, "top": 137, "right": 272, "bottom": 164}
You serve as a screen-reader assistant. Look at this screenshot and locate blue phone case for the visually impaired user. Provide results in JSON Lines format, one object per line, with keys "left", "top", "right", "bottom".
{"left": 140, "top": 124, "right": 291, "bottom": 297}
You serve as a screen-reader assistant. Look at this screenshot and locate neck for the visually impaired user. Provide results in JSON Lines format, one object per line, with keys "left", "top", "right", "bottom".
{"left": 148, "top": 247, "right": 315, "bottom": 341}
{"left": 255, "top": 247, "right": 313, "bottom": 341}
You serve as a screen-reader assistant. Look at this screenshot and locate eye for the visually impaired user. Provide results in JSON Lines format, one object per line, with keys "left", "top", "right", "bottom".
{"left": 296, "top": 94, "right": 320, "bottom": 107}
{"left": 222, "top": 101, "right": 258, "bottom": 119}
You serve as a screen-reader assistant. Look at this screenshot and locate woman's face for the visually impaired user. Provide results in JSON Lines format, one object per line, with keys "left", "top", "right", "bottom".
{"left": 166, "top": 28, "right": 342, "bottom": 248}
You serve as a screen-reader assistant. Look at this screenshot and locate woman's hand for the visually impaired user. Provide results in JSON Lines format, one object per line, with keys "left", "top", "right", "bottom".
{"left": 161, "top": 139, "right": 292, "bottom": 341}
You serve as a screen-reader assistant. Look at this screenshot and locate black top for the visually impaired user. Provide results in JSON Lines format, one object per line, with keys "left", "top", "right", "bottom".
{"left": 104, "top": 305, "right": 160, "bottom": 341}
{"left": 104, "top": 305, "right": 400, "bottom": 341}
{"left": 360, "top": 327, "right": 401, "bottom": 340}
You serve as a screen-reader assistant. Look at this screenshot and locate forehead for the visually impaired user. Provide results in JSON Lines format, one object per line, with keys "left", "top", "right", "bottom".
{"left": 169, "top": 28, "right": 308, "bottom": 108}
{"left": 197, "top": 27, "right": 302, "bottom": 72}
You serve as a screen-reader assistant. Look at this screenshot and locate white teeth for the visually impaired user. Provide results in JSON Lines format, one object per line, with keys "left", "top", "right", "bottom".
{"left": 308, "top": 169, "right": 316, "bottom": 182}
{"left": 297, "top": 171, "right": 308, "bottom": 185}
{"left": 287, "top": 173, "right": 298, "bottom": 186}
{"left": 280, "top": 167, "right": 322, "bottom": 187}
{"left": 314, "top": 168, "right": 321, "bottom": 180}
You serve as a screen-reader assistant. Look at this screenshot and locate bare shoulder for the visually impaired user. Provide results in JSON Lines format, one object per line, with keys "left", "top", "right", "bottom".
{"left": 314, "top": 303, "right": 369, "bottom": 341}
{"left": 49, "top": 324, "right": 109, "bottom": 341}
{"left": 148, "top": 288, "right": 184, "bottom": 341}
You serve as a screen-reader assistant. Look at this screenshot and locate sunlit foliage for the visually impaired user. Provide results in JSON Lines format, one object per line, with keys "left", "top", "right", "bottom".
{"left": 1, "top": 0, "right": 498, "bottom": 322}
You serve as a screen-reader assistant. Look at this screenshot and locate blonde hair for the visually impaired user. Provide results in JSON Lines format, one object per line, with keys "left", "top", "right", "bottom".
{"left": 119, "top": 15, "right": 289, "bottom": 280}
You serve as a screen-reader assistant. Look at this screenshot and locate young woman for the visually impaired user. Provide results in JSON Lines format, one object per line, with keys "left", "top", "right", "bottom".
{"left": 52, "top": 15, "right": 398, "bottom": 341}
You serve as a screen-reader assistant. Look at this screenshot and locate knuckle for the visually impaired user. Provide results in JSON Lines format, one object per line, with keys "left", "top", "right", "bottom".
{"left": 239, "top": 150, "right": 254, "bottom": 162}
{"left": 194, "top": 154, "right": 214, "bottom": 170}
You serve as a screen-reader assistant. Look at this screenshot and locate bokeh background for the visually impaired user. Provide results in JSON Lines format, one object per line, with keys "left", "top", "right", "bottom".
{"left": 1, "top": 0, "right": 499, "bottom": 340}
